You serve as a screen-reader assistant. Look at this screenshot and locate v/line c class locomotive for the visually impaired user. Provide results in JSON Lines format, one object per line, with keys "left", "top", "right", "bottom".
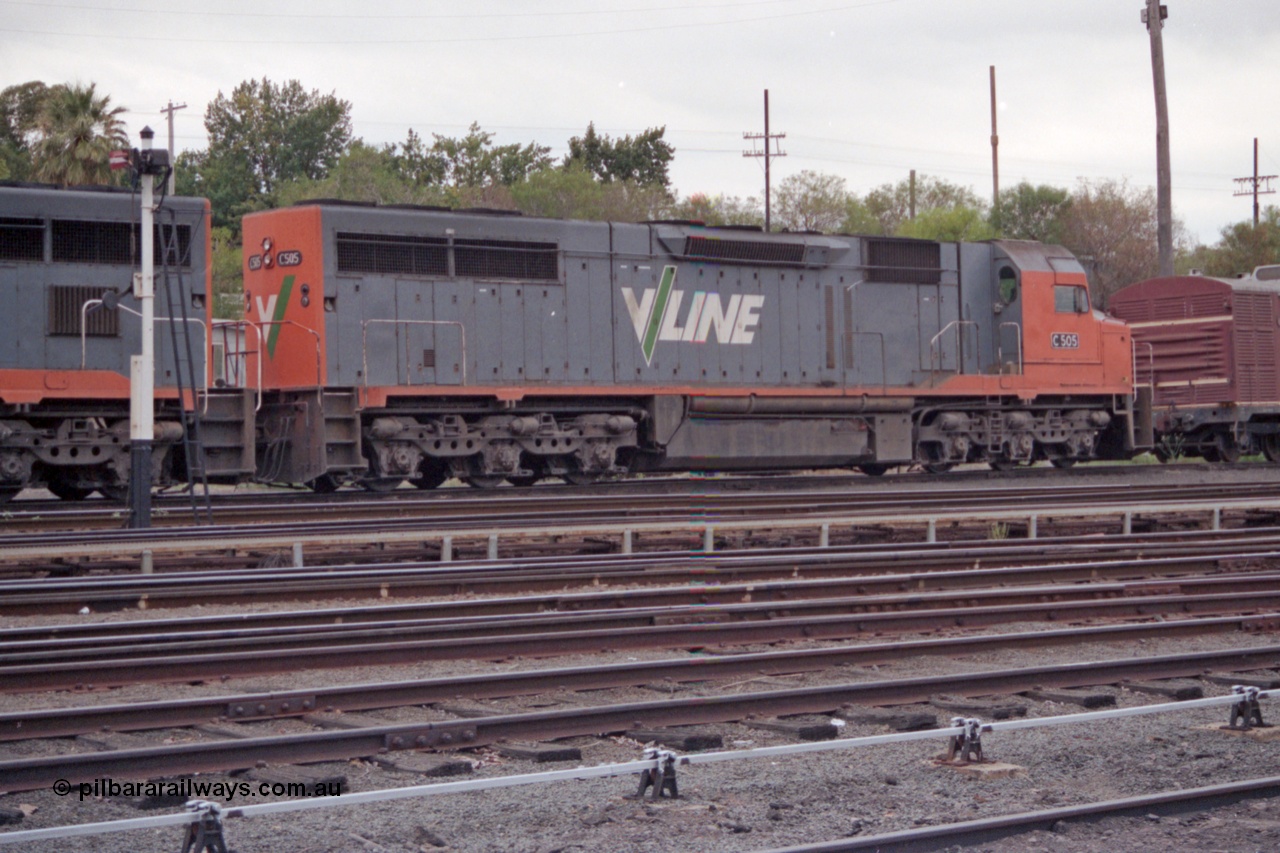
{"left": 0, "top": 181, "right": 1152, "bottom": 502}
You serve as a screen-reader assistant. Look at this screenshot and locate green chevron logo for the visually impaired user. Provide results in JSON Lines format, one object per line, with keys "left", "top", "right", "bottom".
{"left": 254, "top": 274, "right": 295, "bottom": 359}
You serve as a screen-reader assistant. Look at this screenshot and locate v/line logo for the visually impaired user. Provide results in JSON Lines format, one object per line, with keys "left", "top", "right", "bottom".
{"left": 254, "top": 274, "right": 295, "bottom": 358}
{"left": 622, "top": 265, "right": 766, "bottom": 366}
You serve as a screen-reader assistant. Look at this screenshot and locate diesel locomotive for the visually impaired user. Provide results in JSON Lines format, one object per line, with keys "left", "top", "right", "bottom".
{"left": 240, "top": 200, "right": 1143, "bottom": 491}
{"left": 0, "top": 183, "right": 1150, "bottom": 501}
{"left": 0, "top": 183, "right": 253, "bottom": 502}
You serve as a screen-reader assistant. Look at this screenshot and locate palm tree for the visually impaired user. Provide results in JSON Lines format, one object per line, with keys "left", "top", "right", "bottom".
{"left": 33, "top": 82, "right": 129, "bottom": 186}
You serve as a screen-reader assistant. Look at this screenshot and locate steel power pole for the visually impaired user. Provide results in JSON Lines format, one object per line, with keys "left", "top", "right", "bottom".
{"left": 1143, "top": 0, "right": 1174, "bottom": 276}
{"left": 129, "top": 127, "right": 158, "bottom": 529}
{"left": 160, "top": 100, "right": 186, "bottom": 195}
{"left": 1234, "top": 138, "right": 1276, "bottom": 226}
{"left": 743, "top": 89, "right": 786, "bottom": 232}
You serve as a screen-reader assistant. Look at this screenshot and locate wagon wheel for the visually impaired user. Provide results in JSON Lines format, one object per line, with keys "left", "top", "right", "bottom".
{"left": 1262, "top": 434, "right": 1280, "bottom": 463}
{"left": 921, "top": 462, "right": 953, "bottom": 474}
{"left": 1208, "top": 433, "right": 1241, "bottom": 464}
{"left": 988, "top": 458, "right": 1029, "bottom": 472}
{"left": 858, "top": 463, "right": 890, "bottom": 477}
{"left": 0, "top": 486, "right": 19, "bottom": 504}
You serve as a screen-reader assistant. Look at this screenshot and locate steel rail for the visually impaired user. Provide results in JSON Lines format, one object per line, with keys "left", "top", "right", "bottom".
{"left": 6, "top": 525, "right": 1280, "bottom": 614}
{"left": 7, "top": 567, "right": 1280, "bottom": 653}
{"left": 1, "top": 616, "right": 1274, "bottom": 743}
{"left": 0, "top": 644, "right": 1276, "bottom": 792}
{"left": 755, "top": 776, "right": 1280, "bottom": 852}
{"left": 4, "top": 588, "right": 1280, "bottom": 693}
{"left": 4, "top": 482, "right": 1280, "bottom": 563}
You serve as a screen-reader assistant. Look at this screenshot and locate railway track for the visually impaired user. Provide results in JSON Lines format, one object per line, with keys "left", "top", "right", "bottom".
{"left": 5, "top": 478, "right": 1280, "bottom": 576}
{"left": 4, "top": 470, "right": 1279, "bottom": 851}
{"left": 1, "top": 642, "right": 1276, "bottom": 793}
{"left": 5, "top": 523, "right": 1280, "bottom": 613}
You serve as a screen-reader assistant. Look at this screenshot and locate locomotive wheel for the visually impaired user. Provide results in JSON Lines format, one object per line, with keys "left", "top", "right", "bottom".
{"left": 1262, "top": 435, "right": 1280, "bottom": 463}
{"left": 507, "top": 474, "right": 542, "bottom": 487}
{"left": 308, "top": 474, "right": 341, "bottom": 494}
{"left": 413, "top": 462, "right": 450, "bottom": 490}
{"left": 47, "top": 475, "right": 94, "bottom": 501}
{"left": 361, "top": 476, "right": 405, "bottom": 492}
{"left": 466, "top": 476, "right": 507, "bottom": 489}
{"left": 988, "top": 459, "right": 1026, "bottom": 472}
{"left": 360, "top": 449, "right": 406, "bottom": 492}
{"left": 858, "top": 463, "right": 889, "bottom": 477}
{"left": 921, "top": 462, "right": 953, "bottom": 474}
{"left": 98, "top": 485, "right": 128, "bottom": 501}
{"left": 1049, "top": 458, "right": 1076, "bottom": 469}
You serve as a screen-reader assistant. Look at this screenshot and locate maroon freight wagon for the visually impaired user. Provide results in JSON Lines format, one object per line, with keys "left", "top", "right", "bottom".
{"left": 1109, "top": 266, "right": 1280, "bottom": 462}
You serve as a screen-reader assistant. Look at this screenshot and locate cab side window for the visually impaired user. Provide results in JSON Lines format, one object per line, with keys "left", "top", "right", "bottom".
{"left": 1054, "top": 285, "right": 1089, "bottom": 314}
{"left": 997, "top": 265, "right": 1018, "bottom": 304}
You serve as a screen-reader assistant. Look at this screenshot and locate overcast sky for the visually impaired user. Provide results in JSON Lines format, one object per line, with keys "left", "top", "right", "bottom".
{"left": 4, "top": 0, "right": 1278, "bottom": 244}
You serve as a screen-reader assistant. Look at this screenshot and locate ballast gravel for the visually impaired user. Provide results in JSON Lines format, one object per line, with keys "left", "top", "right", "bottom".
{"left": 1, "top": 628, "right": 1278, "bottom": 852}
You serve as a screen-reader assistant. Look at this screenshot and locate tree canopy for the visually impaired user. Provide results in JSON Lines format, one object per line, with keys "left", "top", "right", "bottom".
{"left": 30, "top": 82, "right": 128, "bottom": 187}
{"left": 194, "top": 77, "right": 352, "bottom": 228}
{"left": 564, "top": 122, "right": 674, "bottom": 188}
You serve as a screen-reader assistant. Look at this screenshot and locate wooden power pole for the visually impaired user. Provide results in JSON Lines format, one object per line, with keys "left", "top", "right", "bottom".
{"left": 1144, "top": 0, "right": 1174, "bottom": 276}
{"left": 990, "top": 66, "right": 1000, "bottom": 211}
{"left": 743, "top": 90, "right": 786, "bottom": 232}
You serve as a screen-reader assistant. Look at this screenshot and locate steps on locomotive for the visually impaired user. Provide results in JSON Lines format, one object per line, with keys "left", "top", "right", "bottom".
{"left": 195, "top": 387, "right": 257, "bottom": 482}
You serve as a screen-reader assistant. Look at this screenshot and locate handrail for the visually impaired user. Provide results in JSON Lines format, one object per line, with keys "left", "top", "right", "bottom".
{"left": 361, "top": 319, "right": 468, "bottom": 387}
{"left": 257, "top": 320, "right": 323, "bottom": 388}
{"left": 997, "top": 321, "right": 1023, "bottom": 375}
{"left": 212, "top": 320, "right": 265, "bottom": 412}
{"left": 848, "top": 331, "right": 887, "bottom": 393}
{"left": 929, "top": 319, "right": 978, "bottom": 375}
{"left": 80, "top": 300, "right": 209, "bottom": 412}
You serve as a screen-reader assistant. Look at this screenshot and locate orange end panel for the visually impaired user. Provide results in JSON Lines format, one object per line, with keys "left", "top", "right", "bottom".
{"left": 242, "top": 206, "right": 327, "bottom": 389}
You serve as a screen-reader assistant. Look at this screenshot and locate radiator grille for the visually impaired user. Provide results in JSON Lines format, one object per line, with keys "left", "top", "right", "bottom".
{"left": 48, "top": 220, "right": 191, "bottom": 267}
{"left": 0, "top": 217, "right": 43, "bottom": 261}
{"left": 455, "top": 239, "right": 558, "bottom": 281}
{"left": 865, "top": 238, "right": 941, "bottom": 284}
{"left": 336, "top": 233, "right": 448, "bottom": 276}
{"left": 682, "top": 236, "right": 805, "bottom": 266}
{"left": 48, "top": 285, "right": 119, "bottom": 336}
{"left": 52, "top": 220, "right": 133, "bottom": 264}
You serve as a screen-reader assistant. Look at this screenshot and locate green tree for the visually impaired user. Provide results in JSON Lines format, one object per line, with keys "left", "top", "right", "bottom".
{"left": 200, "top": 78, "right": 352, "bottom": 220}
{"left": 1057, "top": 178, "right": 1172, "bottom": 307}
{"left": 897, "top": 205, "right": 998, "bottom": 242}
{"left": 426, "top": 122, "right": 551, "bottom": 189}
{"left": 510, "top": 164, "right": 669, "bottom": 221}
{"left": 667, "top": 192, "right": 763, "bottom": 227}
{"left": 865, "top": 174, "right": 984, "bottom": 236}
{"left": 1181, "top": 207, "right": 1280, "bottom": 277}
{"left": 209, "top": 226, "right": 244, "bottom": 319}
{"left": 839, "top": 197, "right": 883, "bottom": 235}
{"left": 32, "top": 82, "right": 128, "bottom": 186}
{"left": 774, "top": 170, "right": 851, "bottom": 233}
{"left": 0, "top": 80, "right": 50, "bottom": 181}
{"left": 990, "top": 182, "right": 1072, "bottom": 243}
{"left": 277, "top": 140, "right": 448, "bottom": 208}
{"left": 564, "top": 123, "right": 674, "bottom": 188}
